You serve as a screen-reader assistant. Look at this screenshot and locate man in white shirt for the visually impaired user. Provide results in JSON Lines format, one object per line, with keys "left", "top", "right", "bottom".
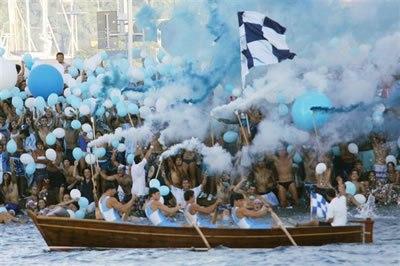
{"left": 170, "top": 178, "right": 203, "bottom": 208}
{"left": 298, "top": 188, "right": 347, "bottom": 227}
{"left": 131, "top": 145, "right": 153, "bottom": 197}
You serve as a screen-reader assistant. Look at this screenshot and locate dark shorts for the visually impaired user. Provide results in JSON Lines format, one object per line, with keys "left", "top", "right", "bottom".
{"left": 278, "top": 181, "right": 294, "bottom": 190}
{"left": 5, "top": 202, "right": 20, "bottom": 214}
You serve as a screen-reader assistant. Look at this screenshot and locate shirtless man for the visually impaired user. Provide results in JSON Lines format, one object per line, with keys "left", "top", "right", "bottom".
{"left": 100, "top": 165, "right": 133, "bottom": 203}
{"left": 64, "top": 123, "right": 79, "bottom": 162}
{"left": 182, "top": 150, "right": 199, "bottom": 186}
{"left": 302, "top": 148, "right": 318, "bottom": 183}
{"left": 1, "top": 172, "right": 19, "bottom": 214}
{"left": 372, "top": 135, "right": 388, "bottom": 182}
{"left": 271, "top": 148, "right": 299, "bottom": 207}
{"left": 168, "top": 155, "right": 189, "bottom": 187}
{"left": 251, "top": 160, "right": 279, "bottom": 206}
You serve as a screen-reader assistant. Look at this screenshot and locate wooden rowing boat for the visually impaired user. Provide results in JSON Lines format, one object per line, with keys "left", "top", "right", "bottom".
{"left": 28, "top": 211, "right": 373, "bottom": 250}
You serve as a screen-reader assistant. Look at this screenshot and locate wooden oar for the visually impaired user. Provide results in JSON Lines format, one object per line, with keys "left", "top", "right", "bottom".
{"left": 183, "top": 211, "right": 211, "bottom": 250}
{"left": 234, "top": 111, "right": 249, "bottom": 145}
{"left": 270, "top": 210, "right": 298, "bottom": 247}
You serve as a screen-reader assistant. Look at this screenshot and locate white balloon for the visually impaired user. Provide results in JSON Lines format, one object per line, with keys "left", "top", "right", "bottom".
{"left": 63, "top": 87, "right": 72, "bottom": 97}
{"left": 79, "top": 104, "right": 91, "bottom": 115}
{"left": 103, "top": 99, "right": 113, "bottom": 109}
{"left": 82, "top": 123, "right": 92, "bottom": 133}
{"left": 25, "top": 97, "right": 35, "bottom": 109}
{"left": 385, "top": 155, "right": 397, "bottom": 165}
{"left": 117, "top": 143, "right": 126, "bottom": 152}
{"left": 354, "top": 194, "right": 366, "bottom": 205}
{"left": 53, "top": 128, "right": 66, "bottom": 139}
{"left": 0, "top": 58, "right": 18, "bottom": 90}
{"left": 85, "top": 154, "right": 96, "bottom": 165}
{"left": 315, "top": 163, "right": 327, "bottom": 175}
{"left": 70, "top": 189, "right": 81, "bottom": 200}
{"left": 89, "top": 83, "right": 101, "bottom": 96}
{"left": 20, "top": 153, "right": 34, "bottom": 165}
{"left": 64, "top": 107, "right": 76, "bottom": 117}
{"left": 155, "top": 98, "right": 168, "bottom": 112}
{"left": 45, "top": 148, "right": 57, "bottom": 161}
{"left": 348, "top": 143, "right": 359, "bottom": 154}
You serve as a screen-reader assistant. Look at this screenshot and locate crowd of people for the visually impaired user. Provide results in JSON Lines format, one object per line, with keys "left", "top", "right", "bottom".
{"left": 1, "top": 52, "right": 399, "bottom": 228}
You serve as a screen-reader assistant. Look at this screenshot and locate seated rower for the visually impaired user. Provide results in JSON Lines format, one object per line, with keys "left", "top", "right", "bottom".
{"left": 145, "top": 187, "right": 181, "bottom": 227}
{"left": 298, "top": 188, "right": 347, "bottom": 227}
{"left": 230, "top": 192, "right": 272, "bottom": 229}
{"left": 184, "top": 190, "right": 219, "bottom": 226}
{"left": 98, "top": 181, "right": 135, "bottom": 222}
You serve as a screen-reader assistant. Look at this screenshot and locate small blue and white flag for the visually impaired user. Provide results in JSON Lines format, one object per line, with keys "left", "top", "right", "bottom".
{"left": 310, "top": 192, "right": 328, "bottom": 219}
{"left": 238, "top": 11, "right": 295, "bottom": 85}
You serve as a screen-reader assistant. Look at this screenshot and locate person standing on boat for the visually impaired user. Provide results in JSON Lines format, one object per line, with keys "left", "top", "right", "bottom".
{"left": 271, "top": 147, "right": 299, "bottom": 207}
{"left": 131, "top": 145, "right": 153, "bottom": 198}
{"left": 184, "top": 189, "right": 219, "bottom": 226}
{"left": 145, "top": 187, "right": 181, "bottom": 227}
{"left": 230, "top": 192, "right": 272, "bottom": 229}
{"left": 98, "top": 181, "right": 135, "bottom": 222}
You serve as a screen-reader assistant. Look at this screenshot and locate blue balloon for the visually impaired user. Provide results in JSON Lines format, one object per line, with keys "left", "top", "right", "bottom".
{"left": 25, "top": 163, "right": 36, "bottom": 175}
{"left": 47, "top": 93, "right": 59, "bottom": 106}
{"left": 93, "top": 147, "right": 106, "bottom": 158}
{"left": 6, "top": 139, "right": 17, "bottom": 153}
{"left": 19, "top": 91, "right": 27, "bottom": 100}
{"left": 345, "top": 181, "right": 356, "bottom": 196}
{"left": 291, "top": 91, "right": 332, "bottom": 131}
{"left": 71, "top": 120, "right": 81, "bottom": 130}
{"left": 28, "top": 64, "right": 64, "bottom": 98}
{"left": 46, "top": 133, "right": 56, "bottom": 146}
{"left": 95, "top": 106, "right": 105, "bottom": 117}
{"left": 117, "top": 106, "right": 127, "bottom": 117}
{"left": 74, "top": 209, "right": 86, "bottom": 219}
{"left": 286, "top": 145, "right": 295, "bottom": 154}
{"left": 224, "top": 84, "right": 235, "bottom": 93}
{"left": 95, "top": 67, "right": 105, "bottom": 75}
{"left": 0, "top": 47, "right": 5, "bottom": 56}
{"left": 126, "top": 154, "right": 134, "bottom": 164}
{"left": 111, "top": 139, "right": 120, "bottom": 148}
{"left": 70, "top": 96, "right": 82, "bottom": 109}
{"left": 68, "top": 66, "right": 79, "bottom": 78}
{"left": 73, "top": 147, "right": 83, "bottom": 161}
{"left": 278, "top": 103, "right": 289, "bottom": 116}
{"left": 293, "top": 152, "right": 302, "bottom": 163}
{"left": 100, "top": 51, "right": 108, "bottom": 60}
{"left": 159, "top": 185, "right": 170, "bottom": 196}
{"left": 127, "top": 104, "right": 139, "bottom": 115}
{"left": 11, "top": 96, "right": 23, "bottom": 110}
{"left": 78, "top": 197, "right": 89, "bottom": 209}
{"left": 223, "top": 131, "right": 238, "bottom": 143}
{"left": 10, "top": 87, "right": 20, "bottom": 97}
{"left": 22, "top": 54, "right": 34, "bottom": 69}
{"left": 34, "top": 96, "right": 46, "bottom": 110}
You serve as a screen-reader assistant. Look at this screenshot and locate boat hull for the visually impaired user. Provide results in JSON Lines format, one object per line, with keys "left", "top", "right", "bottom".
{"left": 28, "top": 211, "right": 373, "bottom": 249}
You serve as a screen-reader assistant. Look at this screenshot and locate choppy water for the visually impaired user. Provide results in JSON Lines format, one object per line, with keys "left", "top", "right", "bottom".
{"left": 1, "top": 207, "right": 399, "bottom": 266}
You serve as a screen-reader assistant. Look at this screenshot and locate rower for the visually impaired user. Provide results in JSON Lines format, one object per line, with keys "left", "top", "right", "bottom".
{"left": 145, "top": 187, "right": 181, "bottom": 227}
{"left": 230, "top": 192, "right": 272, "bottom": 229}
{"left": 184, "top": 190, "right": 219, "bottom": 226}
{"left": 98, "top": 181, "right": 135, "bottom": 222}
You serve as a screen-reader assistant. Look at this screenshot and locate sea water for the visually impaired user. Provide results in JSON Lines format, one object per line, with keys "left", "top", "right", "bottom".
{"left": 0, "top": 207, "right": 399, "bottom": 266}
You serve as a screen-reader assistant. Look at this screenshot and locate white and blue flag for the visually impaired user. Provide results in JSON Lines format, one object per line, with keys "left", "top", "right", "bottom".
{"left": 238, "top": 11, "right": 295, "bottom": 84}
{"left": 310, "top": 192, "right": 328, "bottom": 219}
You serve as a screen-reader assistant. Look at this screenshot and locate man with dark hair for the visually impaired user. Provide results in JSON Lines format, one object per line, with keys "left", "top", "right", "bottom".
{"left": 144, "top": 187, "right": 180, "bottom": 226}
{"left": 131, "top": 145, "right": 153, "bottom": 198}
{"left": 98, "top": 181, "right": 135, "bottom": 222}
{"left": 230, "top": 192, "right": 272, "bottom": 229}
{"left": 184, "top": 189, "right": 219, "bottom": 226}
{"left": 56, "top": 52, "right": 69, "bottom": 72}
{"left": 298, "top": 188, "right": 347, "bottom": 227}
